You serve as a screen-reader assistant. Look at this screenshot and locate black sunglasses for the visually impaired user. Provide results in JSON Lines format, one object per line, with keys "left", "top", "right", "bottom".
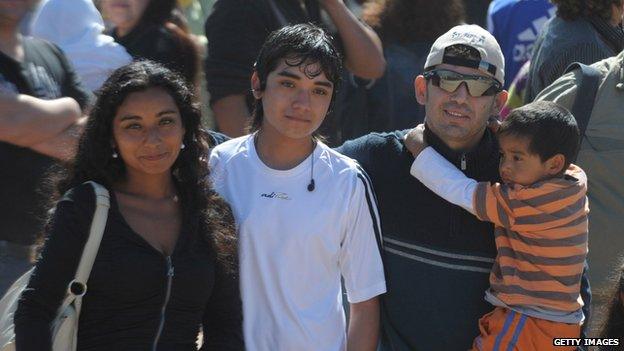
{"left": 423, "top": 69, "right": 502, "bottom": 97}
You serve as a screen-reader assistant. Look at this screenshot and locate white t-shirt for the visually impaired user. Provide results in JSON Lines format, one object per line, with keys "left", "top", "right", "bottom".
{"left": 209, "top": 135, "right": 386, "bottom": 351}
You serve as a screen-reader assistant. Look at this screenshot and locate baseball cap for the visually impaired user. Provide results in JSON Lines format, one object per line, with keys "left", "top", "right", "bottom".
{"left": 425, "top": 24, "right": 505, "bottom": 85}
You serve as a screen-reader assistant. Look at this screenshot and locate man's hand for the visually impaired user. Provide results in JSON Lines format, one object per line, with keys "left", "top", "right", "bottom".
{"left": 403, "top": 124, "right": 427, "bottom": 158}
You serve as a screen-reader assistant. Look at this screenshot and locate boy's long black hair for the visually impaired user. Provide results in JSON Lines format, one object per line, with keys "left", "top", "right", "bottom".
{"left": 250, "top": 23, "right": 342, "bottom": 133}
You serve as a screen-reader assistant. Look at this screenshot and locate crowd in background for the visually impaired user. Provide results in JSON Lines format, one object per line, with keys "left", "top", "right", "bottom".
{"left": 2, "top": 0, "right": 624, "bottom": 349}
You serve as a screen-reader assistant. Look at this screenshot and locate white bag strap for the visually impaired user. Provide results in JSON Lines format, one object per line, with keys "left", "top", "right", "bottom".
{"left": 72, "top": 181, "right": 110, "bottom": 290}
{"left": 56, "top": 182, "right": 110, "bottom": 315}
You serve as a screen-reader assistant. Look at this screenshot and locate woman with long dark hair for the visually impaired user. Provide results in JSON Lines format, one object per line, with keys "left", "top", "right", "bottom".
{"left": 102, "top": 0, "right": 199, "bottom": 86}
{"left": 14, "top": 60, "right": 243, "bottom": 350}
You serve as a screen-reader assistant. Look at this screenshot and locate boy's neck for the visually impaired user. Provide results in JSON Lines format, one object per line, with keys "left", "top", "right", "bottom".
{"left": 254, "top": 129, "right": 315, "bottom": 170}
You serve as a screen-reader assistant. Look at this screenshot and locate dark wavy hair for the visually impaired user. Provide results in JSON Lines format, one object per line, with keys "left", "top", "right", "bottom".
{"left": 362, "top": 0, "right": 465, "bottom": 44}
{"left": 250, "top": 23, "right": 342, "bottom": 133}
{"left": 597, "top": 257, "right": 624, "bottom": 340}
{"left": 551, "top": 0, "right": 623, "bottom": 21}
{"left": 55, "top": 60, "right": 237, "bottom": 273}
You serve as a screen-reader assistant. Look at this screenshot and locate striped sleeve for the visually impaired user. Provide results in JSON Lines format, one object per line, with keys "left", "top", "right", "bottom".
{"left": 473, "top": 182, "right": 515, "bottom": 229}
{"left": 473, "top": 177, "right": 588, "bottom": 234}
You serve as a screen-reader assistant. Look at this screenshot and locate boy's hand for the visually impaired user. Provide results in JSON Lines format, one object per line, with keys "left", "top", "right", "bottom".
{"left": 404, "top": 124, "right": 427, "bottom": 158}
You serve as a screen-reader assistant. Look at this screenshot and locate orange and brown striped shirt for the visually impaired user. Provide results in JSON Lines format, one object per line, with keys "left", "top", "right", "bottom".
{"left": 473, "top": 164, "right": 589, "bottom": 313}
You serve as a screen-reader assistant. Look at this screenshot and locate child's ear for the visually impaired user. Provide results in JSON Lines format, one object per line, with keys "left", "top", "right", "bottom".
{"left": 545, "top": 153, "right": 566, "bottom": 175}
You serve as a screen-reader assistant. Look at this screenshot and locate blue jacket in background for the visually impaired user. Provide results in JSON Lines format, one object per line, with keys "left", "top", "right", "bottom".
{"left": 487, "top": 0, "right": 555, "bottom": 88}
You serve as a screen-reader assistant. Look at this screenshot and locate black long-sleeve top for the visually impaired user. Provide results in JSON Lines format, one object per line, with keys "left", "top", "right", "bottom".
{"left": 14, "top": 183, "right": 243, "bottom": 351}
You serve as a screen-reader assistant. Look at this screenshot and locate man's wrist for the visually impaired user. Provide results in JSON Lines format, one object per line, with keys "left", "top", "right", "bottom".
{"left": 411, "top": 144, "right": 428, "bottom": 158}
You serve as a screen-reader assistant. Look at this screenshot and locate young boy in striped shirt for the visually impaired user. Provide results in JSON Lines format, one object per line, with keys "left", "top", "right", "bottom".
{"left": 407, "top": 101, "right": 589, "bottom": 350}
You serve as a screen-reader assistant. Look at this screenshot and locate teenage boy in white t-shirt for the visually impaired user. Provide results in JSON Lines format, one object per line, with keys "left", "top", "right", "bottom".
{"left": 209, "top": 24, "right": 386, "bottom": 351}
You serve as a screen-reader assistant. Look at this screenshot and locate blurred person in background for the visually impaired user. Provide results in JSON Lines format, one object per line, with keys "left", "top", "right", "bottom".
{"left": 204, "top": 0, "right": 386, "bottom": 141}
{"left": 101, "top": 0, "right": 200, "bottom": 87}
{"left": 30, "top": 0, "right": 132, "bottom": 92}
{"left": 332, "top": 0, "right": 464, "bottom": 139}
{"left": 177, "top": 0, "right": 214, "bottom": 36}
{"left": 535, "top": 50, "right": 624, "bottom": 315}
{"left": 0, "top": 0, "right": 91, "bottom": 295}
{"left": 463, "top": 0, "right": 491, "bottom": 27}
{"left": 525, "top": 0, "right": 624, "bottom": 103}
{"left": 487, "top": 0, "right": 555, "bottom": 90}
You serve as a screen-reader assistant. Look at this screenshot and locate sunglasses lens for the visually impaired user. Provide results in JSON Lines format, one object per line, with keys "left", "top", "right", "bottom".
{"left": 466, "top": 81, "right": 492, "bottom": 96}
{"left": 432, "top": 70, "right": 499, "bottom": 97}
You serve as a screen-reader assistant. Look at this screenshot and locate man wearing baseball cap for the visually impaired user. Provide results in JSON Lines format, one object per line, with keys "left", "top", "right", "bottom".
{"left": 337, "top": 24, "right": 590, "bottom": 350}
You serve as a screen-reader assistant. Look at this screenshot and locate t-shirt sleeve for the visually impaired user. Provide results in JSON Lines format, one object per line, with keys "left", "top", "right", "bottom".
{"left": 14, "top": 185, "right": 96, "bottom": 350}
{"left": 339, "top": 168, "right": 386, "bottom": 304}
{"left": 474, "top": 174, "right": 588, "bottom": 234}
{"left": 204, "top": 0, "right": 267, "bottom": 104}
{"left": 208, "top": 147, "right": 227, "bottom": 196}
{"left": 52, "top": 44, "right": 93, "bottom": 110}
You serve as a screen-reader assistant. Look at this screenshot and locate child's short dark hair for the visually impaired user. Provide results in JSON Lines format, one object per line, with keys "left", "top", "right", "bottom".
{"left": 498, "top": 101, "right": 580, "bottom": 168}
{"left": 250, "top": 23, "right": 342, "bottom": 132}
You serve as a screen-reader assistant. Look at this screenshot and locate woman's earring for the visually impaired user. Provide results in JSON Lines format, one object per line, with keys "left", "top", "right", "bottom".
{"left": 112, "top": 150, "right": 118, "bottom": 158}
{"left": 181, "top": 143, "right": 185, "bottom": 150}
